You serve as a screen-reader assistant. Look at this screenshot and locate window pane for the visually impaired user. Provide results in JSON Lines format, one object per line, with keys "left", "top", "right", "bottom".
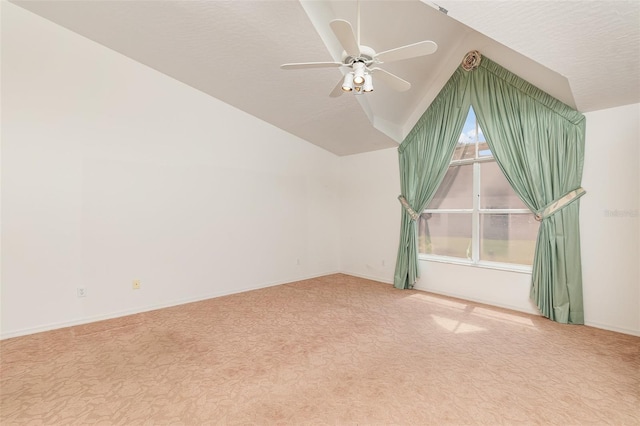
{"left": 480, "top": 162, "right": 528, "bottom": 209}
{"left": 427, "top": 164, "right": 473, "bottom": 209}
{"left": 452, "top": 141, "right": 477, "bottom": 161}
{"left": 418, "top": 213, "right": 472, "bottom": 258}
{"left": 478, "top": 141, "right": 492, "bottom": 158}
{"left": 480, "top": 214, "right": 539, "bottom": 265}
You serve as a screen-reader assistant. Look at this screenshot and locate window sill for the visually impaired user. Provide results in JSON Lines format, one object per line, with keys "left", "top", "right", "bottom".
{"left": 418, "top": 255, "right": 533, "bottom": 274}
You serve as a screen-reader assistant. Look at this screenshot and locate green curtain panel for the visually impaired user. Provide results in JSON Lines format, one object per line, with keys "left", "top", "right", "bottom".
{"left": 469, "top": 57, "right": 586, "bottom": 324}
{"left": 393, "top": 54, "right": 586, "bottom": 324}
{"left": 393, "top": 68, "right": 471, "bottom": 289}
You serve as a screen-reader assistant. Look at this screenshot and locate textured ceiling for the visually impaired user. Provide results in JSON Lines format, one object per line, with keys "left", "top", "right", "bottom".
{"left": 437, "top": 0, "right": 640, "bottom": 113}
{"left": 8, "top": 0, "right": 640, "bottom": 156}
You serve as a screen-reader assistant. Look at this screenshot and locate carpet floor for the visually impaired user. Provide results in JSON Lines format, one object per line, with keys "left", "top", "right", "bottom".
{"left": 1, "top": 274, "right": 639, "bottom": 425}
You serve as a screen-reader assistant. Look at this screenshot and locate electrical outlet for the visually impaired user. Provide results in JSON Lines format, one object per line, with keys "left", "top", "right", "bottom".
{"left": 77, "top": 287, "right": 87, "bottom": 298}
{"left": 132, "top": 280, "right": 141, "bottom": 290}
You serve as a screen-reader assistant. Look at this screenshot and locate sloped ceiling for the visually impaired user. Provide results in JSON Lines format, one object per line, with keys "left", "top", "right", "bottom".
{"left": 437, "top": 0, "right": 640, "bottom": 113}
{"left": 8, "top": 0, "right": 640, "bottom": 156}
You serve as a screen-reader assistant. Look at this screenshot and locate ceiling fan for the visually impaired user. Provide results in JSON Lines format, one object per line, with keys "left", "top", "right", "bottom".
{"left": 280, "top": 1, "right": 438, "bottom": 96}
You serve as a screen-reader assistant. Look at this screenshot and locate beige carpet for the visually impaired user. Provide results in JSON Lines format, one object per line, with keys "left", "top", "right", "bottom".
{"left": 1, "top": 274, "right": 638, "bottom": 425}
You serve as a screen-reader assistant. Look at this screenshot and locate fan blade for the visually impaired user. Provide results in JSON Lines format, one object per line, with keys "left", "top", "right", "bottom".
{"left": 329, "top": 19, "right": 360, "bottom": 58}
{"left": 329, "top": 78, "right": 344, "bottom": 98}
{"left": 370, "top": 68, "right": 411, "bottom": 92}
{"left": 374, "top": 40, "right": 437, "bottom": 63}
{"left": 281, "top": 62, "right": 344, "bottom": 70}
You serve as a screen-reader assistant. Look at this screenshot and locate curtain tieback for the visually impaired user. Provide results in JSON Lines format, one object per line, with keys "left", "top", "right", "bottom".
{"left": 398, "top": 195, "right": 419, "bottom": 221}
{"left": 535, "top": 187, "right": 586, "bottom": 221}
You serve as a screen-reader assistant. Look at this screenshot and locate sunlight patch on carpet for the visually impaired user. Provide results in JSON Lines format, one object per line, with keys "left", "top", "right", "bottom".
{"left": 431, "top": 315, "right": 486, "bottom": 334}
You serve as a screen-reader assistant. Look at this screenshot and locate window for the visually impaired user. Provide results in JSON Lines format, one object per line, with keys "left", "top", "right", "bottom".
{"left": 418, "top": 107, "right": 539, "bottom": 268}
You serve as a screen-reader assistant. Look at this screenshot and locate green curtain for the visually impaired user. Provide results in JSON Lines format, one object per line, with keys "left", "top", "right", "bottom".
{"left": 393, "top": 68, "right": 471, "bottom": 289}
{"left": 393, "top": 54, "right": 586, "bottom": 324}
{"left": 468, "top": 57, "right": 586, "bottom": 324}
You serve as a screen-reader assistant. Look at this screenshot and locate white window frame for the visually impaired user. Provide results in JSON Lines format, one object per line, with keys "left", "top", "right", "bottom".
{"left": 418, "top": 153, "right": 534, "bottom": 274}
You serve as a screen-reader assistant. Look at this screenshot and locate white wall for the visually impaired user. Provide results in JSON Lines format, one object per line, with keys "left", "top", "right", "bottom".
{"left": 416, "top": 263, "right": 538, "bottom": 314}
{"left": 340, "top": 105, "right": 640, "bottom": 335}
{"left": 581, "top": 103, "right": 639, "bottom": 335}
{"left": 339, "top": 149, "right": 401, "bottom": 283}
{"left": 1, "top": 3, "right": 340, "bottom": 338}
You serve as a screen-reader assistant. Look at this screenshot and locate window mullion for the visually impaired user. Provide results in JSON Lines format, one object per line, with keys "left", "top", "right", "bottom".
{"left": 478, "top": 208, "right": 532, "bottom": 214}
{"left": 472, "top": 162, "right": 480, "bottom": 263}
{"left": 474, "top": 119, "right": 479, "bottom": 159}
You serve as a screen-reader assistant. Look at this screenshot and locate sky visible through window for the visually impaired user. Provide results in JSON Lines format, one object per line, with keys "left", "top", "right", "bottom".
{"left": 460, "top": 107, "right": 484, "bottom": 144}
{"left": 460, "top": 107, "right": 491, "bottom": 157}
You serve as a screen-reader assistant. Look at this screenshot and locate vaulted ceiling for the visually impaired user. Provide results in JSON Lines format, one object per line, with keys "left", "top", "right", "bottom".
{"left": 10, "top": 0, "right": 640, "bottom": 156}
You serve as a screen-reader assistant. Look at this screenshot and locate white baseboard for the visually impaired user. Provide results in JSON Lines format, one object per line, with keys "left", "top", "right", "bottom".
{"left": 584, "top": 320, "right": 640, "bottom": 337}
{"left": 0, "top": 271, "right": 340, "bottom": 340}
{"left": 340, "top": 271, "right": 394, "bottom": 285}
{"left": 412, "top": 285, "right": 542, "bottom": 316}
{"left": 4, "top": 270, "right": 638, "bottom": 339}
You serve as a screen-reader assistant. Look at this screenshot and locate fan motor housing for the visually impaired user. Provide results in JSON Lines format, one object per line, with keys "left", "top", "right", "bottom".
{"left": 342, "top": 45, "right": 376, "bottom": 66}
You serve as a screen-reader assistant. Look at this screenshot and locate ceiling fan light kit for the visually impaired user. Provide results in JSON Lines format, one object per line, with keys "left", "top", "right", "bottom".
{"left": 363, "top": 74, "right": 373, "bottom": 92}
{"left": 280, "top": 1, "right": 437, "bottom": 97}
{"left": 342, "top": 72, "right": 355, "bottom": 92}
{"left": 352, "top": 61, "right": 366, "bottom": 85}
{"left": 340, "top": 61, "right": 372, "bottom": 94}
